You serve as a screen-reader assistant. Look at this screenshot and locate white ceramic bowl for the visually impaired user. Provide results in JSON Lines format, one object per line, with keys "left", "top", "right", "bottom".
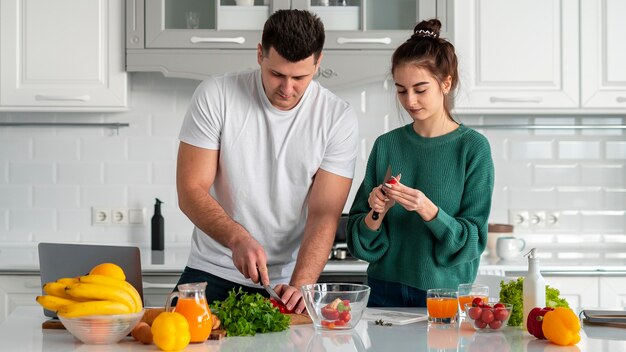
{"left": 59, "top": 310, "right": 144, "bottom": 344}
{"left": 301, "top": 283, "right": 370, "bottom": 330}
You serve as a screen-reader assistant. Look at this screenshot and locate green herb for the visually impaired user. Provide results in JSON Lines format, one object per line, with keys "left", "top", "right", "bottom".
{"left": 210, "top": 287, "right": 291, "bottom": 336}
{"left": 499, "top": 277, "right": 570, "bottom": 327}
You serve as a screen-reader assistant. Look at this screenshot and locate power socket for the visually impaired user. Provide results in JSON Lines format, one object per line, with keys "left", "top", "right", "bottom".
{"left": 92, "top": 208, "right": 111, "bottom": 225}
{"left": 92, "top": 207, "right": 145, "bottom": 226}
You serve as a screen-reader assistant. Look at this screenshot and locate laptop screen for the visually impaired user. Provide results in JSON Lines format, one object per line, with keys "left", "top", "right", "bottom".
{"left": 38, "top": 243, "right": 144, "bottom": 318}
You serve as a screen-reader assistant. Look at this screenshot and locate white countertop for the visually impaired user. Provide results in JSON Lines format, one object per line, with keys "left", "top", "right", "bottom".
{"left": 1, "top": 244, "right": 626, "bottom": 275}
{"left": 2, "top": 306, "right": 625, "bottom": 351}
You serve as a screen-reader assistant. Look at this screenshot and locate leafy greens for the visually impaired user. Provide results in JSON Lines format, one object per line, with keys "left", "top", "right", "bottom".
{"left": 210, "top": 287, "right": 291, "bottom": 336}
{"left": 499, "top": 277, "right": 570, "bottom": 327}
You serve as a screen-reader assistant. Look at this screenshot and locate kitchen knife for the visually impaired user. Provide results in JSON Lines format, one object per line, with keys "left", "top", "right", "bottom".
{"left": 372, "top": 164, "right": 392, "bottom": 220}
{"left": 258, "top": 268, "right": 289, "bottom": 310}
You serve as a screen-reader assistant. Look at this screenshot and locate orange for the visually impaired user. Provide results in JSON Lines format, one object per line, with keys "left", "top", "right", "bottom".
{"left": 89, "top": 263, "right": 126, "bottom": 281}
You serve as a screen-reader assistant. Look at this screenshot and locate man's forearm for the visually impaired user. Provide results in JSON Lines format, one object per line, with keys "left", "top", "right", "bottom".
{"left": 179, "top": 187, "right": 250, "bottom": 250}
{"left": 290, "top": 214, "right": 338, "bottom": 288}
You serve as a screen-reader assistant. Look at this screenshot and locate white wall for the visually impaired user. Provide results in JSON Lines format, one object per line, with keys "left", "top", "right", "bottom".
{"left": 0, "top": 72, "right": 625, "bottom": 250}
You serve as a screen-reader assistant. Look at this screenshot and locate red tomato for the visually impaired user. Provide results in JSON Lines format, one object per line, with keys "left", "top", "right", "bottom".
{"left": 342, "top": 299, "right": 351, "bottom": 307}
{"left": 269, "top": 298, "right": 293, "bottom": 314}
{"left": 334, "top": 320, "right": 347, "bottom": 326}
{"left": 481, "top": 309, "right": 495, "bottom": 323}
{"left": 494, "top": 307, "right": 509, "bottom": 321}
{"left": 468, "top": 307, "right": 482, "bottom": 320}
{"left": 471, "top": 297, "right": 484, "bottom": 307}
{"left": 321, "top": 320, "right": 335, "bottom": 329}
{"left": 474, "top": 319, "right": 488, "bottom": 329}
{"left": 321, "top": 306, "right": 339, "bottom": 320}
{"left": 493, "top": 303, "right": 505, "bottom": 309}
{"left": 339, "top": 311, "right": 351, "bottom": 322}
{"left": 488, "top": 319, "right": 503, "bottom": 329}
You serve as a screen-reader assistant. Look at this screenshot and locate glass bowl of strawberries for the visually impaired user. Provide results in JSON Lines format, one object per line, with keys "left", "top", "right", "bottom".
{"left": 464, "top": 298, "right": 512, "bottom": 332}
{"left": 301, "top": 283, "right": 370, "bottom": 330}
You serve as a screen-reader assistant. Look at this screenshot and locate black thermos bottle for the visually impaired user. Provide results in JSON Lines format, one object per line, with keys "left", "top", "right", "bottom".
{"left": 151, "top": 198, "right": 164, "bottom": 250}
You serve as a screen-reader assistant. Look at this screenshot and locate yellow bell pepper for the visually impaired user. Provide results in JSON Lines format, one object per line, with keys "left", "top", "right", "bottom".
{"left": 151, "top": 312, "right": 191, "bottom": 351}
{"left": 542, "top": 307, "right": 581, "bottom": 346}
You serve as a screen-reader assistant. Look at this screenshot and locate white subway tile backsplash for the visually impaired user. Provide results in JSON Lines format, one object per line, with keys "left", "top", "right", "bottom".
{"left": 558, "top": 141, "right": 601, "bottom": 159}
{"left": 581, "top": 165, "right": 624, "bottom": 187}
{"left": 33, "top": 231, "right": 80, "bottom": 243}
{"left": 557, "top": 187, "right": 603, "bottom": 210}
{"left": 0, "top": 210, "right": 7, "bottom": 231}
{"left": 606, "top": 141, "right": 626, "bottom": 159}
{"left": 581, "top": 210, "right": 625, "bottom": 233}
{"left": 127, "top": 186, "right": 176, "bottom": 208}
{"left": 534, "top": 164, "right": 579, "bottom": 187}
{"left": 9, "top": 208, "right": 55, "bottom": 231}
{"left": 34, "top": 138, "right": 79, "bottom": 161}
{"left": 0, "top": 230, "right": 33, "bottom": 243}
{"left": 534, "top": 117, "right": 577, "bottom": 136}
{"left": 495, "top": 162, "right": 532, "bottom": 187}
{"left": 81, "top": 137, "right": 127, "bottom": 161}
{"left": 56, "top": 209, "right": 92, "bottom": 231}
{"left": 0, "top": 138, "right": 31, "bottom": 160}
{"left": 33, "top": 186, "right": 79, "bottom": 207}
{"left": 81, "top": 186, "right": 126, "bottom": 206}
{"left": 0, "top": 162, "right": 6, "bottom": 184}
{"left": 128, "top": 137, "right": 176, "bottom": 161}
{"left": 605, "top": 189, "right": 626, "bottom": 209}
{"left": 508, "top": 187, "right": 557, "bottom": 209}
{"left": 152, "top": 162, "right": 176, "bottom": 185}
{"left": 152, "top": 112, "right": 185, "bottom": 137}
{"left": 0, "top": 186, "right": 30, "bottom": 207}
{"left": 9, "top": 162, "right": 54, "bottom": 184}
{"left": 119, "top": 113, "right": 151, "bottom": 137}
{"left": 105, "top": 162, "right": 150, "bottom": 184}
{"left": 57, "top": 162, "right": 102, "bottom": 185}
{"left": 510, "top": 140, "right": 554, "bottom": 160}
{"left": 581, "top": 117, "right": 624, "bottom": 136}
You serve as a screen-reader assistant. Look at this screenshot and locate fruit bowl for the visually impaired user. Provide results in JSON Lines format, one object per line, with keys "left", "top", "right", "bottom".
{"left": 59, "top": 310, "right": 144, "bottom": 345}
{"left": 464, "top": 301, "right": 512, "bottom": 332}
{"left": 301, "top": 283, "right": 370, "bottom": 330}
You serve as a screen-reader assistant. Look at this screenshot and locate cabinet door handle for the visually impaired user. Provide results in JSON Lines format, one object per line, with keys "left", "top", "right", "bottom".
{"left": 190, "top": 36, "right": 245, "bottom": 44}
{"left": 336, "top": 37, "right": 392, "bottom": 45}
{"left": 142, "top": 282, "right": 177, "bottom": 289}
{"left": 617, "top": 97, "right": 626, "bottom": 103}
{"left": 489, "top": 96, "right": 543, "bottom": 103}
{"left": 35, "top": 94, "right": 91, "bottom": 102}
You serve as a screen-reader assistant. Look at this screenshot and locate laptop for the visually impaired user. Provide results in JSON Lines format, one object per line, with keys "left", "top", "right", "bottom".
{"left": 38, "top": 242, "right": 144, "bottom": 318}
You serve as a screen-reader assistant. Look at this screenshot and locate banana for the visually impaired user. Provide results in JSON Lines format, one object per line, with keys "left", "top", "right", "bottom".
{"left": 36, "top": 295, "right": 79, "bottom": 312}
{"left": 56, "top": 277, "right": 78, "bottom": 285}
{"left": 78, "top": 274, "right": 143, "bottom": 312}
{"left": 43, "top": 282, "right": 76, "bottom": 300}
{"left": 65, "top": 282, "right": 136, "bottom": 312}
{"left": 57, "top": 300, "right": 131, "bottom": 318}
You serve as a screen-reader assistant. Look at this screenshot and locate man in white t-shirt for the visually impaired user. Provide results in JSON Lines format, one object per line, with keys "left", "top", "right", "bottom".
{"left": 176, "top": 10, "right": 359, "bottom": 313}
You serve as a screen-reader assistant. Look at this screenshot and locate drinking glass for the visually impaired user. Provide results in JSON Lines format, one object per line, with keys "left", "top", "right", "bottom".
{"left": 457, "top": 283, "right": 489, "bottom": 316}
{"left": 185, "top": 11, "right": 200, "bottom": 29}
{"left": 426, "top": 288, "right": 458, "bottom": 324}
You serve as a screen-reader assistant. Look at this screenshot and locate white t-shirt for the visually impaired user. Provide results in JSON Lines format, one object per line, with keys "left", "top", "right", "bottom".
{"left": 179, "top": 69, "right": 359, "bottom": 286}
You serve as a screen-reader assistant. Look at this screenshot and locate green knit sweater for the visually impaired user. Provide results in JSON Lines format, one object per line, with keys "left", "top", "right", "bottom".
{"left": 347, "top": 123, "right": 494, "bottom": 291}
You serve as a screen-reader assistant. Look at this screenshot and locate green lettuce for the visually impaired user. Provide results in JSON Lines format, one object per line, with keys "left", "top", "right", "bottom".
{"left": 499, "top": 277, "right": 570, "bottom": 327}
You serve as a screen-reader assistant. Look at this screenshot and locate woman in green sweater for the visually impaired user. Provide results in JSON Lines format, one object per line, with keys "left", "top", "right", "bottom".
{"left": 347, "top": 19, "right": 494, "bottom": 307}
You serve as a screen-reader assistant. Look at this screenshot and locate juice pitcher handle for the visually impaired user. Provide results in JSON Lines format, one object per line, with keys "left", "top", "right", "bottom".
{"left": 165, "top": 291, "right": 180, "bottom": 312}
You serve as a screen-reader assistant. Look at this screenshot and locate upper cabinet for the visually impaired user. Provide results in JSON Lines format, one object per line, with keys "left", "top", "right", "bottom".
{"left": 127, "top": 0, "right": 451, "bottom": 88}
{"left": 0, "top": 0, "right": 127, "bottom": 111}
{"left": 454, "top": 0, "right": 626, "bottom": 113}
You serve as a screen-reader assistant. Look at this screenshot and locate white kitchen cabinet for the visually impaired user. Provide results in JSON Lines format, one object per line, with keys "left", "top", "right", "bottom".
{"left": 454, "top": 0, "right": 579, "bottom": 112}
{"left": 127, "top": 0, "right": 450, "bottom": 88}
{"left": 0, "top": 0, "right": 127, "bottom": 111}
{"left": 0, "top": 275, "right": 41, "bottom": 323}
{"left": 580, "top": 0, "right": 626, "bottom": 109}
{"left": 599, "top": 277, "right": 626, "bottom": 307}
{"left": 543, "top": 276, "right": 599, "bottom": 308}
{"left": 142, "top": 274, "right": 179, "bottom": 308}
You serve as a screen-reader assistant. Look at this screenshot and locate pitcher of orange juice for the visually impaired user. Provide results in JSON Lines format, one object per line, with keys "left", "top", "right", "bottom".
{"left": 165, "top": 282, "right": 212, "bottom": 343}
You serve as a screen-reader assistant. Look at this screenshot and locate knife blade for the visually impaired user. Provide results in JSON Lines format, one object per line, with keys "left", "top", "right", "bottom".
{"left": 372, "top": 164, "right": 392, "bottom": 220}
{"left": 258, "top": 268, "right": 288, "bottom": 310}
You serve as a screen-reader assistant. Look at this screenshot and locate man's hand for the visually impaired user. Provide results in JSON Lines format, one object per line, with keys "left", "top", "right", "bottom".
{"left": 229, "top": 235, "right": 269, "bottom": 282}
{"left": 274, "top": 284, "right": 306, "bottom": 314}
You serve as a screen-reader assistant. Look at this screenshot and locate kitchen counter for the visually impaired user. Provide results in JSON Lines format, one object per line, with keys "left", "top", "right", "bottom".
{"left": 1, "top": 244, "right": 626, "bottom": 275}
{"left": 2, "top": 306, "right": 625, "bottom": 351}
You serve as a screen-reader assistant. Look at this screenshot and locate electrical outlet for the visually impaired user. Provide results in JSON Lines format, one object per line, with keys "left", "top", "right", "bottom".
{"left": 546, "top": 211, "right": 560, "bottom": 228}
{"left": 530, "top": 211, "right": 546, "bottom": 228}
{"left": 92, "top": 208, "right": 111, "bottom": 225}
{"left": 111, "top": 208, "right": 128, "bottom": 224}
{"left": 509, "top": 210, "right": 530, "bottom": 228}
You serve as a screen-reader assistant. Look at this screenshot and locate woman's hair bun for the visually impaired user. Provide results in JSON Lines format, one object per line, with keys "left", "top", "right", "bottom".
{"left": 409, "top": 19, "right": 442, "bottom": 41}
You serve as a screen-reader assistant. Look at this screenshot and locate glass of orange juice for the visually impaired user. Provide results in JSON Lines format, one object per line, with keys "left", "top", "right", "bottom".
{"left": 457, "top": 283, "right": 489, "bottom": 316}
{"left": 426, "top": 288, "right": 458, "bottom": 324}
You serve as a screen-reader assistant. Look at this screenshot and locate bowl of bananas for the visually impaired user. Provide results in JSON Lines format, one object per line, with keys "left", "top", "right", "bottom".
{"left": 36, "top": 263, "right": 145, "bottom": 344}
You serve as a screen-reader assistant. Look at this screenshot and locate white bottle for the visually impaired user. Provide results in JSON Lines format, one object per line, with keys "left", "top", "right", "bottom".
{"left": 523, "top": 248, "right": 545, "bottom": 330}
